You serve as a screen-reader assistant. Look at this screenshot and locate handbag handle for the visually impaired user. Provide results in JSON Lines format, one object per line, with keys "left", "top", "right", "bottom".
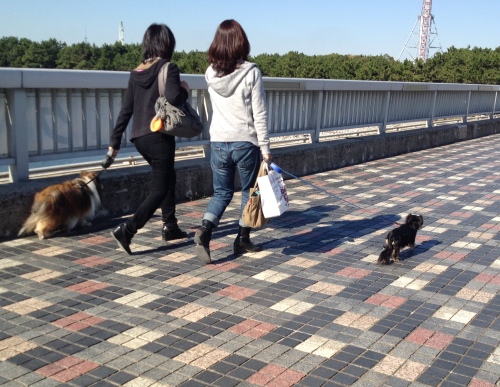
{"left": 252, "top": 161, "right": 268, "bottom": 190}
{"left": 157, "top": 62, "right": 170, "bottom": 97}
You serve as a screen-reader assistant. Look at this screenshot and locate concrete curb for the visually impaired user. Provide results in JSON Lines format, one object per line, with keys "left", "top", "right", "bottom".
{"left": 2, "top": 120, "right": 500, "bottom": 239}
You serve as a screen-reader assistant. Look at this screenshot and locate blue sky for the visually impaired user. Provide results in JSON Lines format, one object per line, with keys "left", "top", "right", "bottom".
{"left": 1, "top": 0, "right": 499, "bottom": 60}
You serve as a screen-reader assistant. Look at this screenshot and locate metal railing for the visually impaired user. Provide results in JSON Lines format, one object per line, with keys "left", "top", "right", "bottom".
{"left": 1, "top": 67, "right": 500, "bottom": 183}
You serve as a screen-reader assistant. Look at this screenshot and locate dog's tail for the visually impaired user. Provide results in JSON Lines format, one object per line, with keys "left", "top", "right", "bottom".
{"left": 377, "top": 245, "right": 393, "bottom": 265}
{"left": 18, "top": 200, "right": 48, "bottom": 237}
{"left": 18, "top": 213, "right": 38, "bottom": 236}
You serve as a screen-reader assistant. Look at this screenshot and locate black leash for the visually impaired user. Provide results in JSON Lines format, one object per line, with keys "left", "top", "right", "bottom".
{"left": 78, "top": 150, "right": 115, "bottom": 188}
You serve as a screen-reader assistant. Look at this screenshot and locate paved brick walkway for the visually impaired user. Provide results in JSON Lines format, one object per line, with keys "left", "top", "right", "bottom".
{"left": 1, "top": 135, "right": 499, "bottom": 386}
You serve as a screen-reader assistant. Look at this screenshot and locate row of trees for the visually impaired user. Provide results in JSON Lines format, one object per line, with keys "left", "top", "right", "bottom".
{"left": 2, "top": 36, "right": 500, "bottom": 84}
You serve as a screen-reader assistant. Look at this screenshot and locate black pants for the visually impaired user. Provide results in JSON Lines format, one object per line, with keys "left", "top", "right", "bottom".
{"left": 126, "top": 132, "right": 177, "bottom": 234}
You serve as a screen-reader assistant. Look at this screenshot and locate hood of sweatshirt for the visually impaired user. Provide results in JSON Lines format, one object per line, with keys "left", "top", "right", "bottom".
{"left": 205, "top": 61, "right": 257, "bottom": 97}
{"left": 130, "top": 59, "right": 166, "bottom": 89}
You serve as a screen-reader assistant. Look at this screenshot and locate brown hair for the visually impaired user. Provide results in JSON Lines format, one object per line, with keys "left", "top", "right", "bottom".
{"left": 208, "top": 19, "right": 250, "bottom": 76}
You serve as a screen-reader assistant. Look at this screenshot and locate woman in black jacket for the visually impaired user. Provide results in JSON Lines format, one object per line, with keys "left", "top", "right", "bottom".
{"left": 108, "top": 23, "right": 189, "bottom": 254}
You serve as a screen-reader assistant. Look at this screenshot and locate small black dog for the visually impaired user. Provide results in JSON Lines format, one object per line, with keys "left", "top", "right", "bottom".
{"left": 377, "top": 214, "right": 424, "bottom": 265}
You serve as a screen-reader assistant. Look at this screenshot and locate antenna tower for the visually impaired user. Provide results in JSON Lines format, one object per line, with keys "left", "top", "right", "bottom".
{"left": 398, "top": 0, "right": 442, "bottom": 61}
{"left": 119, "top": 21, "right": 124, "bottom": 44}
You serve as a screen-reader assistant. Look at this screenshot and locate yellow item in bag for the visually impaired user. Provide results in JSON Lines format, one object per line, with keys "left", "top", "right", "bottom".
{"left": 150, "top": 115, "right": 163, "bottom": 132}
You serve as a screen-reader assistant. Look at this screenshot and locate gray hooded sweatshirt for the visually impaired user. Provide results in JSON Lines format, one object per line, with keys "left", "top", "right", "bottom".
{"left": 205, "top": 61, "right": 270, "bottom": 155}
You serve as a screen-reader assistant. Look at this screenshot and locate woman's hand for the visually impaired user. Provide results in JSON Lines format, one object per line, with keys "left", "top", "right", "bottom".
{"left": 108, "top": 147, "right": 118, "bottom": 158}
{"left": 102, "top": 147, "right": 118, "bottom": 169}
{"left": 263, "top": 153, "right": 272, "bottom": 163}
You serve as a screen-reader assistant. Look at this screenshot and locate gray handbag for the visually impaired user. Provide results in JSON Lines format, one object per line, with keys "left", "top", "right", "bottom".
{"left": 150, "top": 62, "right": 203, "bottom": 138}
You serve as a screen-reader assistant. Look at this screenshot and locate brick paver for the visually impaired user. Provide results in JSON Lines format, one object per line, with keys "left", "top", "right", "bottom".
{"left": 1, "top": 135, "right": 499, "bottom": 386}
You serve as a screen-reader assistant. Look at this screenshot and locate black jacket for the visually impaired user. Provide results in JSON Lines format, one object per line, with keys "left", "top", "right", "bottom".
{"left": 110, "top": 59, "right": 188, "bottom": 150}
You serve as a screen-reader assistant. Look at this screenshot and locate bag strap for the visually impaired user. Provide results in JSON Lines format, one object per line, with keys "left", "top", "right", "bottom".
{"left": 253, "top": 161, "right": 268, "bottom": 189}
{"left": 157, "top": 62, "right": 170, "bottom": 97}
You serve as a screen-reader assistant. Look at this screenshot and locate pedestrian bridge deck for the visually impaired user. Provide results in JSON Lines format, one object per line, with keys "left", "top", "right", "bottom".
{"left": 0, "top": 135, "right": 499, "bottom": 386}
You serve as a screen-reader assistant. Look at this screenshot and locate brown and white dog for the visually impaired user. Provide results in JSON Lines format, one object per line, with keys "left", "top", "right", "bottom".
{"left": 377, "top": 214, "right": 424, "bottom": 265}
{"left": 18, "top": 171, "right": 102, "bottom": 239}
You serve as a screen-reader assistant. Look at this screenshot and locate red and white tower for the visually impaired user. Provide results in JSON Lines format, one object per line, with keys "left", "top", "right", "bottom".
{"left": 398, "top": 0, "right": 442, "bottom": 61}
{"left": 418, "top": 0, "right": 432, "bottom": 60}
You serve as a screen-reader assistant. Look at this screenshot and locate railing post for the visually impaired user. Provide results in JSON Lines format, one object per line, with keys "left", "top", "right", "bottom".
{"left": 7, "top": 89, "right": 29, "bottom": 182}
{"left": 430, "top": 90, "right": 437, "bottom": 127}
{"left": 311, "top": 90, "right": 323, "bottom": 143}
{"left": 464, "top": 90, "right": 471, "bottom": 123}
{"left": 380, "top": 91, "right": 391, "bottom": 135}
{"left": 491, "top": 91, "right": 497, "bottom": 119}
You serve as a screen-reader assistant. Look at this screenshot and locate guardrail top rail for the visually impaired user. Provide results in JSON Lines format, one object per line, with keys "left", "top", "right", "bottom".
{"left": 1, "top": 67, "right": 500, "bottom": 183}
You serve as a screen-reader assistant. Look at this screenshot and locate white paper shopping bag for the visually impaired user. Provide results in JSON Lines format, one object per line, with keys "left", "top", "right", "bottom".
{"left": 257, "top": 167, "right": 290, "bottom": 218}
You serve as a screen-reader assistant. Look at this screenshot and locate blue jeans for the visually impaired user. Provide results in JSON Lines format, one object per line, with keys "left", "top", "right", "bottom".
{"left": 126, "top": 132, "right": 177, "bottom": 234}
{"left": 204, "top": 142, "right": 260, "bottom": 227}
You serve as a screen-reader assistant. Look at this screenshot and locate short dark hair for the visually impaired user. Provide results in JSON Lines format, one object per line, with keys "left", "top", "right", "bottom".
{"left": 141, "top": 23, "right": 176, "bottom": 63}
{"left": 208, "top": 19, "right": 250, "bottom": 76}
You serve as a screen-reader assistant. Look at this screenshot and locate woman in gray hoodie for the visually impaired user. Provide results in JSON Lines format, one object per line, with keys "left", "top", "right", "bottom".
{"left": 194, "top": 19, "right": 272, "bottom": 264}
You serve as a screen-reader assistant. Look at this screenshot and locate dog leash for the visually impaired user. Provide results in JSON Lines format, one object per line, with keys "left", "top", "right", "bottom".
{"left": 268, "top": 162, "right": 370, "bottom": 212}
{"left": 78, "top": 150, "right": 115, "bottom": 188}
{"left": 267, "top": 161, "right": 416, "bottom": 227}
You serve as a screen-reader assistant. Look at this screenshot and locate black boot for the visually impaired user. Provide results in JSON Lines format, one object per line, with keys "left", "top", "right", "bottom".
{"left": 234, "top": 226, "right": 262, "bottom": 255}
{"left": 194, "top": 219, "right": 214, "bottom": 264}
{"left": 162, "top": 224, "right": 187, "bottom": 242}
{"left": 111, "top": 223, "right": 133, "bottom": 255}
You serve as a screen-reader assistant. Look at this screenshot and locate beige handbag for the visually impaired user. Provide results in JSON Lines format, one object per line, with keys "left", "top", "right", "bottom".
{"left": 242, "top": 161, "right": 270, "bottom": 228}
